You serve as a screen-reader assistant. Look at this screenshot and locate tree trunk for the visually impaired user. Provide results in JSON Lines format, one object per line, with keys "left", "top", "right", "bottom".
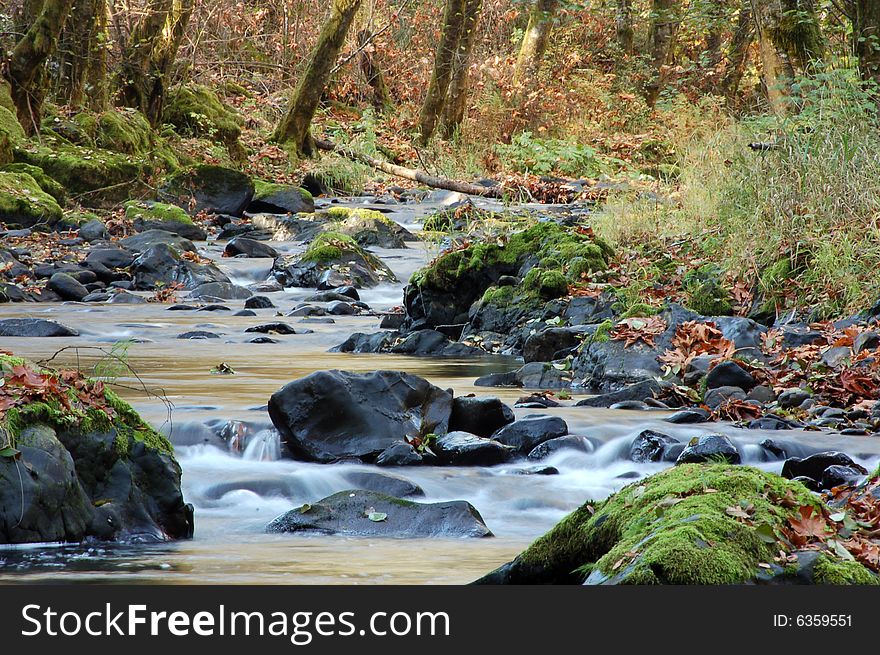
{"left": 272, "top": 0, "right": 363, "bottom": 156}
{"left": 751, "top": 0, "right": 796, "bottom": 115}
{"left": 853, "top": 0, "right": 880, "bottom": 87}
{"left": 721, "top": 2, "right": 755, "bottom": 100}
{"left": 57, "top": 0, "right": 109, "bottom": 110}
{"left": 418, "top": 0, "right": 467, "bottom": 144}
{"left": 5, "top": 0, "right": 76, "bottom": 133}
{"left": 357, "top": 29, "right": 392, "bottom": 112}
{"left": 116, "top": 0, "right": 194, "bottom": 126}
{"left": 440, "top": 0, "right": 483, "bottom": 137}
{"left": 512, "top": 0, "right": 559, "bottom": 91}
{"left": 616, "top": 0, "right": 634, "bottom": 55}
{"left": 644, "top": 0, "right": 679, "bottom": 108}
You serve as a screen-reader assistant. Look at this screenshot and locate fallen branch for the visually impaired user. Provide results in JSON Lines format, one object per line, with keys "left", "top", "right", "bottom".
{"left": 314, "top": 138, "right": 503, "bottom": 198}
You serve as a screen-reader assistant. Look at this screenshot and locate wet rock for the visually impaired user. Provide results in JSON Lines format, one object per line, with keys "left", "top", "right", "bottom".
{"left": 244, "top": 295, "right": 275, "bottom": 309}
{"left": 86, "top": 246, "right": 134, "bottom": 269}
{"left": 474, "top": 371, "right": 520, "bottom": 388}
{"left": 512, "top": 465, "right": 559, "bottom": 475}
{"left": 331, "top": 331, "right": 395, "bottom": 354}
{"left": 268, "top": 370, "right": 453, "bottom": 463}
{"left": 433, "top": 431, "right": 514, "bottom": 466}
{"left": 177, "top": 330, "right": 221, "bottom": 339}
{"left": 224, "top": 237, "right": 278, "bottom": 259}
{"left": 491, "top": 415, "right": 568, "bottom": 454}
{"left": 380, "top": 313, "right": 405, "bottom": 329}
{"left": 187, "top": 281, "right": 253, "bottom": 300}
{"left": 120, "top": 229, "right": 197, "bottom": 255}
{"left": 575, "top": 380, "right": 663, "bottom": 408}
{"left": 333, "top": 286, "right": 359, "bottom": 301}
{"left": 523, "top": 327, "right": 588, "bottom": 363}
{"left": 705, "top": 360, "right": 755, "bottom": 391}
{"left": 341, "top": 471, "right": 424, "bottom": 498}
{"left": 527, "top": 435, "right": 595, "bottom": 460}
{"left": 449, "top": 396, "right": 515, "bottom": 438}
{"left": 747, "top": 385, "right": 775, "bottom": 404}
{"left": 288, "top": 304, "right": 326, "bottom": 317}
{"left": 0, "top": 318, "right": 78, "bottom": 337}
{"left": 131, "top": 243, "right": 230, "bottom": 291}
{"left": 375, "top": 441, "right": 424, "bottom": 467}
{"left": 327, "top": 300, "right": 356, "bottom": 315}
{"left": 47, "top": 272, "right": 88, "bottom": 301}
{"left": 248, "top": 183, "right": 314, "bottom": 214}
{"left": 244, "top": 322, "right": 298, "bottom": 335}
{"left": 78, "top": 219, "right": 108, "bottom": 242}
{"left": 514, "top": 361, "right": 571, "bottom": 389}
{"left": 778, "top": 388, "right": 811, "bottom": 409}
{"left": 167, "top": 304, "right": 197, "bottom": 311}
{"left": 703, "top": 386, "right": 746, "bottom": 409}
{"left": 675, "top": 434, "right": 741, "bottom": 465}
{"left": 108, "top": 291, "right": 147, "bottom": 304}
{"left": 748, "top": 416, "right": 794, "bottom": 430}
{"left": 781, "top": 452, "right": 868, "bottom": 483}
{"left": 629, "top": 430, "right": 680, "bottom": 463}
{"left": 266, "top": 490, "right": 492, "bottom": 538}
{"left": 389, "top": 329, "right": 482, "bottom": 357}
{"left": 197, "top": 303, "right": 231, "bottom": 312}
{"left": 820, "top": 465, "right": 865, "bottom": 491}
{"left": 160, "top": 164, "right": 255, "bottom": 216}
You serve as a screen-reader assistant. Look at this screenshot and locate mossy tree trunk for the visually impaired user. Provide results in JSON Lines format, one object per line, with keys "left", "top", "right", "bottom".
{"left": 721, "top": 2, "right": 755, "bottom": 100}
{"left": 751, "top": 0, "right": 799, "bottom": 115}
{"left": 116, "top": 0, "right": 194, "bottom": 126}
{"left": 57, "top": 0, "right": 109, "bottom": 110}
{"left": 852, "top": 0, "right": 880, "bottom": 88}
{"left": 644, "top": 0, "right": 680, "bottom": 108}
{"left": 357, "top": 29, "right": 392, "bottom": 112}
{"left": 439, "top": 0, "right": 483, "bottom": 138}
{"left": 418, "top": 0, "right": 467, "bottom": 144}
{"left": 272, "top": 0, "right": 363, "bottom": 157}
{"left": 5, "top": 0, "right": 76, "bottom": 134}
{"left": 615, "top": 0, "right": 635, "bottom": 55}
{"left": 511, "top": 0, "right": 559, "bottom": 91}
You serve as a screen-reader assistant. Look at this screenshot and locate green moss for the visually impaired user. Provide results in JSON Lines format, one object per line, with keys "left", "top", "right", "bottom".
{"left": 164, "top": 84, "right": 243, "bottom": 157}
{"left": 253, "top": 179, "right": 313, "bottom": 204}
{"left": 58, "top": 210, "right": 101, "bottom": 229}
{"left": 422, "top": 210, "right": 456, "bottom": 233}
{"left": 92, "top": 109, "right": 153, "bottom": 155}
{"left": 481, "top": 285, "right": 517, "bottom": 305}
{"left": 325, "top": 206, "right": 391, "bottom": 223}
{"left": 124, "top": 200, "right": 193, "bottom": 225}
{"left": 812, "top": 554, "right": 880, "bottom": 585}
{"left": 301, "top": 231, "right": 361, "bottom": 264}
{"left": 686, "top": 280, "right": 734, "bottom": 316}
{"left": 0, "top": 106, "right": 26, "bottom": 143}
{"left": 620, "top": 303, "right": 660, "bottom": 319}
{"left": 517, "top": 465, "right": 831, "bottom": 585}
{"left": 0, "top": 163, "right": 66, "bottom": 204}
{"left": 524, "top": 268, "right": 569, "bottom": 300}
{"left": 592, "top": 319, "right": 614, "bottom": 343}
{"left": 0, "top": 171, "right": 63, "bottom": 228}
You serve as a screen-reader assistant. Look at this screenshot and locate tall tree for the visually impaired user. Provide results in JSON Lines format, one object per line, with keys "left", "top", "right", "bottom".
{"left": 5, "top": 0, "right": 76, "bottom": 132}
{"left": 116, "top": 0, "right": 194, "bottom": 126}
{"left": 57, "top": 0, "right": 109, "bottom": 110}
{"left": 273, "top": 0, "right": 363, "bottom": 156}
{"left": 512, "top": 0, "right": 560, "bottom": 91}
{"left": 440, "top": 0, "right": 483, "bottom": 137}
{"left": 644, "top": 0, "right": 680, "bottom": 108}
{"left": 851, "top": 0, "right": 880, "bottom": 88}
{"left": 721, "top": 2, "right": 755, "bottom": 100}
{"left": 357, "top": 29, "right": 392, "bottom": 112}
{"left": 616, "top": 0, "right": 635, "bottom": 55}
{"left": 418, "top": 0, "right": 468, "bottom": 144}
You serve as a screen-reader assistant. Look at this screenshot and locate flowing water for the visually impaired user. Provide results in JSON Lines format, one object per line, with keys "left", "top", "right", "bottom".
{"left": 1, "top": 199, "right": 879, "bottom": 584}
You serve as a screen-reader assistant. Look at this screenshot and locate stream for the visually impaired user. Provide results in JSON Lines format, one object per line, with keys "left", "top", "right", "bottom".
{"left": 1, "top": 198, "right": 879, "bottom": 584}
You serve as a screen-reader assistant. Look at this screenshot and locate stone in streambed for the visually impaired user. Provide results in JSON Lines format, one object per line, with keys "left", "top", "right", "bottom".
{"left": 629, "top": 430, "right": 681, "bottom": 463}
{"left": 433, "top": 431, "right": 514, "bottom": 466}
{"left": 244, "top": 295, "right": 275, "bottom": 309}
{"left": 705, "top": 360, "right": 756, "bottom": 391}
{"left": 675, "top": 434, "right": 741, "bottom": 465}
{"left": 0, "top": 318, "right": 78, "bottom": 337}
{"left": 266, "top": 490, "right": 492, "bottom": 538}
{"left": 224, "top": 237, "right": 278, "bottom": 259}
{"left": 491, "top": 415, "right": 568, "bottom": 454}
{"left": 342, "top": 471, "right": 425, "bottom": 498}
{"left": 449, "top": 396, "right": 515, "bottom": 438}
{"left": 527, "top": 435, "right": 596, "bottom": 460}
{"left": 47, "top": 272, "right": 89, "bottom": 301}
{"left": 781, "top": 452, "right": 867, "bottom": 484}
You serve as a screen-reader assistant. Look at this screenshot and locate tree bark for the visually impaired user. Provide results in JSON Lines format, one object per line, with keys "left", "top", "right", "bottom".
{"left": 852, "top": 0, "right": 880, "bottom": 88}
{"left": 315, "top": 138, "right": 502, "bottom": 197}
{"left": 5, "top": 0, "right": 76, "bottom": 133}
{"left": 512, "top": 0, "right": 559, "bottom": 91}
{"left": 721, "top": 2, "right": 755, "bottom": 100}
{"left": 57, "top": 0, "right": 109, "bottom": 110}
{"left": 272, "top": 0, "right": 363, "bottom": 156}
{"left": 751, "top": 0, "right": 796, "bottom": 115}
{"left": 644, "top": 0, "right": 679, "bottom": 108}
{"left": 616, "top": 0, "right": 635, "bottom": 55}
{"left": 440, "top": 0, "right": 483, "bottom": 137}
{"left": 116, "top": 0, "right": 194, "bottom": 126}
{"left": 418, "top": 0, "right": 467, "bottom": 144}
{"left": 357, "top": 30, "right": 392, "bottom": 112}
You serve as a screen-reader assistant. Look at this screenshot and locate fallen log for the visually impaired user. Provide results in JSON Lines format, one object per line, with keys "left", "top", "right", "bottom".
{"left": 314, "top": 138, "right": 503, "bottom": 198}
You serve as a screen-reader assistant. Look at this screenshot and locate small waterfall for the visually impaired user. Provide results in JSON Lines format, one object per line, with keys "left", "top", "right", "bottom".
{"left": 242, "top": 429, "right": 281, "bottom": 461}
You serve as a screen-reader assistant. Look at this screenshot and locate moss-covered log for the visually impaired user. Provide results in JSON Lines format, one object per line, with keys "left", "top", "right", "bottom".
{"left": 272, "top": 0, "right": 363, "bottom": 157}
{"left": 440, "top": 0, "right": 483, "bottom": 137}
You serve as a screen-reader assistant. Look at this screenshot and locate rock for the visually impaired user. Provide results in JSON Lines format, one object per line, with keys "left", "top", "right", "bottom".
{"left": 47, "top": 272, "right": 89, "bottom": 301}
{"left": 120, "top": 229, "right": 196, "bottom": 254}
{"left": 523, "top": 327, "right": 587, "bottom": 363}
{"left": 131, "top": 243, "right": 230, "bottom": 291}
{"left": 177, "top": 331, "right": 221, "bottom": 339}
{"left": 266, "top": 490, "right": 492, "bottom": 538}
{"left": 853, "top": 331, "right": 880, "bottom": 354}
{"left": 333, "top": 285, "right": 360, "bottom": 300}
{"left": 380, "top": 313, "right": 404, "bottom": 329}
{"left": 705, "top": 360, "right": 755, "bottom": 391}
{"left": 433, "top": 431, "right": 514, "bottom": 466}
{"left": 512, "top": 465, "right": 559, "bottom": 475}
{"left": 331, "top": 331, "right": 395, "bottom": 354}
{"left": 249, "top": 336, "right": 278, "bottom": 343}
{"left": 244, "top": 322, "right": 298, "bottom": 335}
{"left": 187, "top": 281, "right": 253, "bottom": 300}
{"left": 0, "top": 171, "right": 63, "bottom": 228}
{"left": 820, "top": 465, "right": 866, "bottom": 491}
{"left": 449, "top": 396, "right": 515, "bottom": 438}
{"left": 663, "top": 408, "right": 711, "bottom": 424}
{"left": 326, "top": 207, "right": 414, "bottom": 248}
{"left": 821, "top": 346, "right": 851, "bottom": 368}
{"left": 268, "top": 370, "right": 453, "bottom": 463}
{"left": 78, "top": 219, "right": 109, "bottom": 242}
{"left": 629, "top": 430, "right": 680, "bottom": 463}
{"left": 341, "top": 471, "right": 424, "bottom": 498}
{"left": 248, "top": 182, "right": 314, "bottom": 214}
{"left": 513, "top": 361, "right": 571, "bottom": 390}
{"left": 389, "top": 329, "right": 482, "bottom": 357}
{"left": 703, "top": 385, "right": 746, "bottom": 409}
{"left": 375, "top": 441, "right": 424, "bottom": 467}
{"left": 747, "top": 385, "right": 775, "bottom": 403}
{"left": 124, "top": 200, "right": 207, "bottom": 240}
{"left": 575, "top": 380, "right": 663, "bottom": 408}
{"left": 244, "top": 295, "right": 275, "bottom": 309}
{"left": 491, "top": 415, "right": 568, "bottom": 454}
{"left": 108, "top": 291, "right": 147, "bottom": 304}
{"left": 0, "top": 318, "right": 78, "bottom": 337}
{"left": 86, "top": 246, "right": 134, "bottom": 269}
{"left": 782, "top": 452, "right": 868, "bottom": 482}
{"left": 224, "top": 237, "right": 279, "bottom": 259}
{"left": 198, "top": 303, "right": 230, "bottom": 312}
{"left": 159, "top": 165, "right": 255, "bottom": 216}
{"left": 675, "top": 434, "right": 741, "bottom": 465}
{"left": 288, "top": 304, "right": 326, "bottom": 317}
{"left": 527, "top": 435, "right": 595, "bottom": 460}
{"left": 327, "top": 300, "right": 356, "bottom": 315}
{"left": 474, "top": 371, "right": 521, "bottom": 388}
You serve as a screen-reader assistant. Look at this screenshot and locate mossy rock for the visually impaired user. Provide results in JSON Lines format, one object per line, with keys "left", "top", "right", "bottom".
{"left": 159, "top": 164, "right": 254, "bottom": 217}
{"left": 0, "top": 103, "right": 25, "bottom": 166}
{"left": 249, "top": 179, "right": 315, "bottom": 214}
{"left": 124, "top": 200, "right": 193, "bottom": 225}
{"left": 164, "top": 84, "right": 245, "bottom": 159}
{"left": 683, "top": 264, "right": 733, "bottom": 316}
{"left": 0, "top": 171, "right": 63, "bottom": 228}
{"left": 57, "top": 210, "right": 101, "bottom": 230}
{"left": 524, "top": 267, "right": 569, "bottom": 300}
{"left": 0, "top": 163, "right": 66, "bottom": 205}
{"left": 0, "top": 80, "right": 16, "bottom": 116}
{"left": 322, "top": 206, "right": 414, "bottom": 248}
{"left": 478, "top": 464, "right": 879, "bottom": 585}
{"left": 272, "top": 231, "right": 397, "bottom": 288}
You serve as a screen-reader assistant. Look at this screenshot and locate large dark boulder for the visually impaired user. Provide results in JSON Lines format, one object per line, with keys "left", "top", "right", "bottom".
{"left": 224, "top": 237, "right": 279, "bottom": 259}
{"left": 266, "top": 490, "right": 492, "bottom": 538}
{"left": 491, "top": 415, "right": 568, "bottom": 454}
{"left": 248, "top": 182, "right": 315, "bottom": 214}
{"left": 781, "top": 452, "right": 867, "bottom": 484}
{"left": 159, "top": 165, "right": 255, "bottom": 216}
{"left": 705, "top": 360, "right": 756, "bottom": 391}
{"left": 0, "top": 318, "right": 78, "bottom": 337}
{"left": 629, "top": 430, "right": 681, "bottom": 463}
{"left": 433, "top": 431, "right": 515, "bottom": 466}
{"left": 449, "top": 396, "right": 515, "bottom": 437}
{"left": 46, "top": 272, "right": 88, "bottom": 301}
{"left": 268, "top": 370, "right": 453, "bottom": 463}
{"left": 675, "top": 434, "right": 741, "bottom": 465}
{"left": 131, "top": 243, "right": 230, "bottom": 291}
{"left": 120, "top": 229, "right": 196, "bottom": 254}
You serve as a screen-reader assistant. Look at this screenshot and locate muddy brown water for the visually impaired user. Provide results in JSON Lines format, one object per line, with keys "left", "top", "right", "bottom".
{"left": 1, "top": 199, "right": 878, "bottom": 584}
